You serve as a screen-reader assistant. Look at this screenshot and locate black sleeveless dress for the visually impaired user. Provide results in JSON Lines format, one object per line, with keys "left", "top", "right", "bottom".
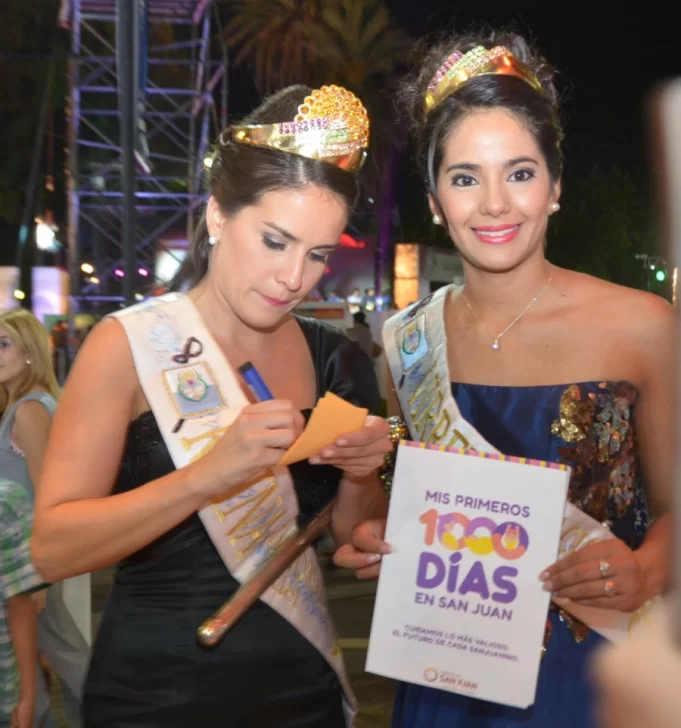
{"left": 83, "top": 318, "right": 381, "bottom": 727}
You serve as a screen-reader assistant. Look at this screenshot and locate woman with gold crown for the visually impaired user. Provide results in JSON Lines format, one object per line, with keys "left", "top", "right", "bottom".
{"left": 31, "top": 84, "right": 390, "bottom": 726}
{"left": 334, "top": 29, "right": 674, "bottom": 727}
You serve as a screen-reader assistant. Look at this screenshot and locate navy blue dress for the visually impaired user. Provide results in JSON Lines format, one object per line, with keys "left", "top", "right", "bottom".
{"left": 393, "top": 381, "right": 646, "bottom": 728}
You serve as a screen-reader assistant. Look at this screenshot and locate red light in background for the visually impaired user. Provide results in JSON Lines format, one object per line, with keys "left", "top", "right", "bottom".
{"left": 339, "top": 233, "right": 366, "bottom": 249}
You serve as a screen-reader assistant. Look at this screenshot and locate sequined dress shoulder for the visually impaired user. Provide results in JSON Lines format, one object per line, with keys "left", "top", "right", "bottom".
{"left": 451, "top": 379, "right": 646, "bottom": 546}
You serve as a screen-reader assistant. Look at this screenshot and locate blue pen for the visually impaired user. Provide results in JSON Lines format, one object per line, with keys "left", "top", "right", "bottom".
{"left": 238, "top": 361, "right": 274, "bottom": 402}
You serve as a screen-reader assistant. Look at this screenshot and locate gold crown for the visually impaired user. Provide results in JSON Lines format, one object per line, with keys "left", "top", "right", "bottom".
{"left": 424, "top": 46, "right": 542, "bottom": 117}
{"left": 230, "top": 85, "right": 369, "bottom": 172}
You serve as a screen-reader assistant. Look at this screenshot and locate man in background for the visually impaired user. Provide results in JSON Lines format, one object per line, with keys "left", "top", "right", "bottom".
{"left": 347, "top": 311, "right": 382, "bottom": 361}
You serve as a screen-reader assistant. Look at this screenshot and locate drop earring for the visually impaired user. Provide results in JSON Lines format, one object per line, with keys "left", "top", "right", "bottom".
{"left": 432, "top": 214, "right": 442, "bottom": 226}
{"left": 208, "top": 235, "right": 217, "bottom": 246}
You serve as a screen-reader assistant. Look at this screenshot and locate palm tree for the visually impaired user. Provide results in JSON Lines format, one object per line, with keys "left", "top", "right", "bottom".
{"left": 305, "top": 0, "right": 411, "bottom": 94}
{"left": 220, "top": 0, "right": 412, "bottom": 293}
{"left": 221, "top": 0, "right": 325, "bottom": 92}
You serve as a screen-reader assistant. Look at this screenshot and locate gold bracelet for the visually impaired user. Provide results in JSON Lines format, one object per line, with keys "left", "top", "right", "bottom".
{"left": 386, "top": 415, "right": 409, "bottom": 447}
{"left": 380, "top": 416, "right": 409, "bottom": 499}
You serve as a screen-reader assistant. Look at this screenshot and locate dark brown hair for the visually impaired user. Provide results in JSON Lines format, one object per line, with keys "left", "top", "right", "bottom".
{"left": 398, "top": 29, "right": 563, "bottom": 196}
{"left": 171, "top": 85, "right": 359, "bottom": 290}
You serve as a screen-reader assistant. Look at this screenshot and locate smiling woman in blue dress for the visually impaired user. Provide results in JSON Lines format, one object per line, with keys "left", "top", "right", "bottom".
{"left": 335, "top": 28, "right": 674, "bottom": 728}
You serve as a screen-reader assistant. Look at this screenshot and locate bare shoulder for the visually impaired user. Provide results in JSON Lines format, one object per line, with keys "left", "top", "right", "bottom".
{"left": 63, "top": 316, "right": 138, "bottom": 405}
{"left": 77, "top": 315, "right": 131, "bottom": 354}
{"left": 557, "top": 270, "right": 675, "bottom": 387}
{"left": 73, "top": 316, "right": 135, "bottom": 372}
{"left": 561, "top": 269, "right": 674, "bottom": 340}
{"left": 624, "top": 289, "right": 675, "bottom": 345}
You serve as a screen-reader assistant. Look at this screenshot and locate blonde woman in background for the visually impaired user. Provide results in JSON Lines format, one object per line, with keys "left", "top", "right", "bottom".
{"left": 0, "top": 309, "right": 89, "bottom": 727}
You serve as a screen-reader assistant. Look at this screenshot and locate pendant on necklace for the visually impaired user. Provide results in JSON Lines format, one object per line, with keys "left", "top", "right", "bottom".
{"left": 492, "top": 339, "right": 501, "bottom": 351}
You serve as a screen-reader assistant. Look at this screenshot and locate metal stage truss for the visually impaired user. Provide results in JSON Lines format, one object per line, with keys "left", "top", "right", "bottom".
{"left": 64, "top": 0, "right": 225, "bottom": 312}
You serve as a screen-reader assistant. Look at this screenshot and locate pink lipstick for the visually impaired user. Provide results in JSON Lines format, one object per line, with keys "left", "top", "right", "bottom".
{"left": 472, "top": 224, "right": 521, "bottom": 245}
{"left": 261, "top": 294, "right": 291, "bottom": 308}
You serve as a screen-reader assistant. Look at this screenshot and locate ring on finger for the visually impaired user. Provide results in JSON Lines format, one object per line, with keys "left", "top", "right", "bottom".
{"left": 604, "top": 579, "right": 615, "bottom": 596}
{"left": 599, "top": 559, "right": 610, "bottom": 579}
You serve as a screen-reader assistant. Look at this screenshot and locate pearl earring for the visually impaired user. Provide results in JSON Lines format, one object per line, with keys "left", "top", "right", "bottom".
{"left": 25, "top": 359, "right": 31, "bottom": 365}
{"left": 432, "top": 214, "right": 442, "bottom": 226}
{"left": 551, "top": 203, "right": 560, "bottom": 212}
{"left": 208, "top": 235, "right": 217, "bottom": 246}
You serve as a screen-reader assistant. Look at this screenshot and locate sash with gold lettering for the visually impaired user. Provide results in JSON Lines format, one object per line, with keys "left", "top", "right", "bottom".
{"left": 383, "top": 285, "right": 659, "bottom": 643}
{"left": 113, "top": 293, "right": 357, "bottom": 723}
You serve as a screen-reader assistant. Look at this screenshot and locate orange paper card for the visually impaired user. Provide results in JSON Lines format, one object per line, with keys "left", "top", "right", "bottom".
{"left": 279, "top": 392, "right": 368, "bottom": 466}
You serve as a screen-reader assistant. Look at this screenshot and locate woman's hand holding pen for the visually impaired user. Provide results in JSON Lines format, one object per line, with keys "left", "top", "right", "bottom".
{"left": 191, "top": 400, "right": 305, "bottom": 498}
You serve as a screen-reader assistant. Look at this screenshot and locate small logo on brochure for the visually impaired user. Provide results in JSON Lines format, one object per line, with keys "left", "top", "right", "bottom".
{"left": 423, "top": 667, "right": 438, "bottom": 683}
{"left": 422, "top": 668, "right": 478, "bottom": 693}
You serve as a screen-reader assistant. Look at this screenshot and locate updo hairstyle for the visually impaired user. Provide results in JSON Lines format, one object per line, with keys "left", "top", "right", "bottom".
{"left": 172, "top": 85, "right": 359, "bottom": 290}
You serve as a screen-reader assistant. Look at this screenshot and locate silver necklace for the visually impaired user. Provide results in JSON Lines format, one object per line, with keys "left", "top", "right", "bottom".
{"left": 461, "top": 273, "right": 553, "bottom": 351}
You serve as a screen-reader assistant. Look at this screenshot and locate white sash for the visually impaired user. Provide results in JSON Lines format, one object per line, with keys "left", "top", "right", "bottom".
{"left": 113, "top": 293, "right": 357, "bottom": 723}
{"left": 383, "top": 285, "right": 658, "bottom": 643}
